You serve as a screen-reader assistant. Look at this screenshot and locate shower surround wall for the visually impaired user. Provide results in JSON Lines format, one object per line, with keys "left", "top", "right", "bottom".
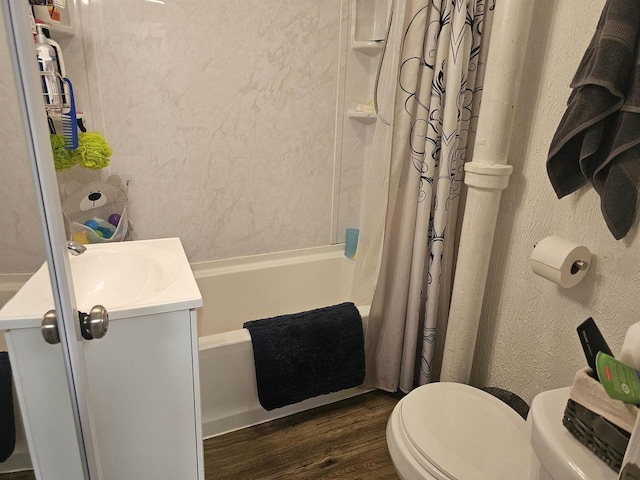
{"left": 80, "top": 0, "right": 347, "bottom": 262}
{"left": 0, "top": 1, "right": 99, "bottom": 275}
{"left": 471, "top": 0, "right": 640, "bottom": 402}
{"left": 0, "top": 0, "right": 376, "bottom": 272}
{"left": 0, "top": 5, "right": 45, "bottom": 275}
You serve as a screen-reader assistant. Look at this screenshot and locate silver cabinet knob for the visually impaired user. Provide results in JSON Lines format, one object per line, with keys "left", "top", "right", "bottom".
{"left": 83, "top": 305, "right": 109, "bottom": 339}
{"left": 42, "top": 306, "right": 109, "bottom": 344}
{"left": 41, "top": 310, "right": 60, "bottom": 345}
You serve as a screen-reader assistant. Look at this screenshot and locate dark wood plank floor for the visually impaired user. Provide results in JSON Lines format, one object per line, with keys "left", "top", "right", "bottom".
{"left": 0, "top": 391, "right": 400, "bottom": 480}
{"left": 0, "top": 473, "right": 33, "bottom": 480}
{"left": 205, "top": 390, "right": 401, "bottom": 480}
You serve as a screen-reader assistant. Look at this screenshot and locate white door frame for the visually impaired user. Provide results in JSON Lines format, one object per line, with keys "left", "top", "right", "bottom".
{"left": 3, "top": 2, "right": 102, "bottom": 478}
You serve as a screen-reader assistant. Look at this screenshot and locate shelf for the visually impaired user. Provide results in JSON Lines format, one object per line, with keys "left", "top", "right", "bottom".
{"left": 33, "top": 5, "right": 74, "bottom": 38}
{"left": 45, "top": 22, "right": 75, "bottom": 39}
{"left": 352, "top": 41, "right": 384, "bottom": 55}
{"left": 48, "top": 110, "right": 84, "bottom": 121}
{"left": 347, "top": 109, "right": 377, "bottom": 124}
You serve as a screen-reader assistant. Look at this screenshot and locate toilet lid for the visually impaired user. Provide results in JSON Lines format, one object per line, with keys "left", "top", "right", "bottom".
{"left": 399, "top": 383, "right": 533, "bottom": 480}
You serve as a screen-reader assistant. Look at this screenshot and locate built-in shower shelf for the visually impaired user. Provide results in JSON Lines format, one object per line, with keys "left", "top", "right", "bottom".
{"left": 351, "top": 41, "right": 384, "bottom": 55}
{"left": 347, "top": 109, "right": 377, "bottom": 124}
{"left": 45, "top": 22, "right": 74, "bottom": 38}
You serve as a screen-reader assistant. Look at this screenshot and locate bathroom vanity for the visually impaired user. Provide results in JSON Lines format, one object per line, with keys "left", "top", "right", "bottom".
{"left": 0, "top": 238, "right": 204, "bottom": 479}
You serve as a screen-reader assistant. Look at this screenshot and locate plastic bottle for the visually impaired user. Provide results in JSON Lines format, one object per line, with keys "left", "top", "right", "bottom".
{"left": 34, "top": 24, "right": 61, "bottom": 108}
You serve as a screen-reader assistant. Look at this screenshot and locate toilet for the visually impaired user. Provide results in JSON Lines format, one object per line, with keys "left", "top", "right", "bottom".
{"left": 386, "top": 382, "right": 619, "bottom": 480}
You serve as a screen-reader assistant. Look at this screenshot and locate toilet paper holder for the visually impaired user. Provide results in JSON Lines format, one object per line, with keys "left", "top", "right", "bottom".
{"left": 571, "top": 259, "right": 588, "bottom": 274}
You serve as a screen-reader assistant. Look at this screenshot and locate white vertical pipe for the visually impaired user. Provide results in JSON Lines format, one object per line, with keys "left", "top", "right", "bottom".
{"left": 440, "top": 0, "right": 535, "bottom": 383}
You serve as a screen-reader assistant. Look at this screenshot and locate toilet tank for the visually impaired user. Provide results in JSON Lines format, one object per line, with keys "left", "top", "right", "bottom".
{"left": 528, "top": 387, "right": 617, "bottom": 480}
{"left": 526, "top": 409, "right": 553, "bottom": 480}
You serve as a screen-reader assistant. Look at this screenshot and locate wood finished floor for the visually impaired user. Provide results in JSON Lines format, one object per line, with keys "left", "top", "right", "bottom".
{"left": 0, "top": 473, "right": 32, "bottom": 480}
{"left": 0, "top": 391, "right": 401, "bottom": 480}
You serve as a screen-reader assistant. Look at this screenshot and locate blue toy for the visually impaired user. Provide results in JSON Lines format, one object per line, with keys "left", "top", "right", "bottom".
{"left": 84, "top": 219, "right": 99, "bottom": 230}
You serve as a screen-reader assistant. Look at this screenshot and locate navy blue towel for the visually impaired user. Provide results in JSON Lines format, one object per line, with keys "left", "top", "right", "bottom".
{"left": 243, "top": 302, "right": 365, "bottom": 411}
{"left": 0, "top": 352, "right": 15, "bottom": 463}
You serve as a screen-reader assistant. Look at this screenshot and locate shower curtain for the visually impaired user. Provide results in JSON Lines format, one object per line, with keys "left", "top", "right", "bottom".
{"left": 353, "top": 0, "right": 494, "bottom": 393}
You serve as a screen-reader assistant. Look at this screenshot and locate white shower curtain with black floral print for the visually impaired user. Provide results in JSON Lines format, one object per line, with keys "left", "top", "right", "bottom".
{"left": 358, "top": 0, "right": 494, "bottom": 392}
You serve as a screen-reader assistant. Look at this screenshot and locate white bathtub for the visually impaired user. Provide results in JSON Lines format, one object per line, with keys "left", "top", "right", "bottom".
{"left": 192, "top": 244, "right": 371, "bottom": 438}
{"left": 0, "top": 244, "right": 370, "bottom": 471}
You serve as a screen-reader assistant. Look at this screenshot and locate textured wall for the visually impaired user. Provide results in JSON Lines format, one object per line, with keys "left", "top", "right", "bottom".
{"left": 470, "top": 0, "right": 640, "bottom": 402}
{"left": 0, "top": 6, "right": 46, "bottom": 274}
{"left": 82, "top": 0, "right": 343, "bottom": 262}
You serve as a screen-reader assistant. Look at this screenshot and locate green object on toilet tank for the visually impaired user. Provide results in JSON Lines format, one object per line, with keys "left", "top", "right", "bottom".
{"left": 596, "top": 352, "right": 640, "bottom": 405}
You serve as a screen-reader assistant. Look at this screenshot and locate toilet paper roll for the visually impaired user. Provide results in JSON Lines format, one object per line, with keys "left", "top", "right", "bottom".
{"left": 530, "top": 236, "right": 591, "bottom": 288}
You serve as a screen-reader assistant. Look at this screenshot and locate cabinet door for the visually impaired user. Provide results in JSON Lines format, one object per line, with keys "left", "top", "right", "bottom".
{"left": 6, "top": 311, "right": 203, "bottom": 480}
{"left": 84, "top": 311, "right": 201, "bottom": 479}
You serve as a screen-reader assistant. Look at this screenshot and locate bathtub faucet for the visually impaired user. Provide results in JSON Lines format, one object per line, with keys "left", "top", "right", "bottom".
{"left": 67, "top": 241, "right": 87, "bottom": 256}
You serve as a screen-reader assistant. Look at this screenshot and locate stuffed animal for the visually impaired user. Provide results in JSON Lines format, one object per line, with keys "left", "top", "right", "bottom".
{"left": 62, "top": 175, "right": 130, "bottom": 244}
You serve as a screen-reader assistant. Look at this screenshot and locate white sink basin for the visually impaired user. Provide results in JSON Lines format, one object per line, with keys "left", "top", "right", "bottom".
{"left": 51, "top": 244, "right": 179, "bottom": 309}
{"left": 0, "top": 238, "right": 202, "bottom": 329}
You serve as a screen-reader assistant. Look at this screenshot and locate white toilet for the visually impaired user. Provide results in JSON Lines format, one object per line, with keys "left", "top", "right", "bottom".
{"left": 386, "top": 382, "right": 619, "bottom": 480}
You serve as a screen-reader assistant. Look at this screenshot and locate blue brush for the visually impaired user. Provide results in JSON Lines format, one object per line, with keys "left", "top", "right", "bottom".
{"left": 62, "top": 78, "right": 78, "bottom": 150}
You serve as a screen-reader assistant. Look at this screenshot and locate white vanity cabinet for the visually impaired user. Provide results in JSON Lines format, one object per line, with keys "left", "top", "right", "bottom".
{"left": 0, "top": 238, "right": 204, "bottom": 480}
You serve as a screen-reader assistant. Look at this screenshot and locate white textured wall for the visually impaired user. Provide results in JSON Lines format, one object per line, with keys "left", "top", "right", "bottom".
{"left": 82, "top": 0, "right": 343, "bottom": 262}
{"left": 0, "top": 6, "right": 46, "bottom": 274}
{"left": 471, "top": 0, "right": 639, "bottom": 402}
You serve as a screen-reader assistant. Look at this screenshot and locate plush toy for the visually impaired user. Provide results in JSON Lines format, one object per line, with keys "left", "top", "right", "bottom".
{"left": 63, "top": 175, "right": 125, "bottom": 210}
{"left": 62, "top": 175, "right": 130, "bottom": 244}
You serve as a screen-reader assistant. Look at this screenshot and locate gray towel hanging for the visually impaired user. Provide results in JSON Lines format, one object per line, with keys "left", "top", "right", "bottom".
{"left": 547, "top": 0, "right": 640, "bottom": 239}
